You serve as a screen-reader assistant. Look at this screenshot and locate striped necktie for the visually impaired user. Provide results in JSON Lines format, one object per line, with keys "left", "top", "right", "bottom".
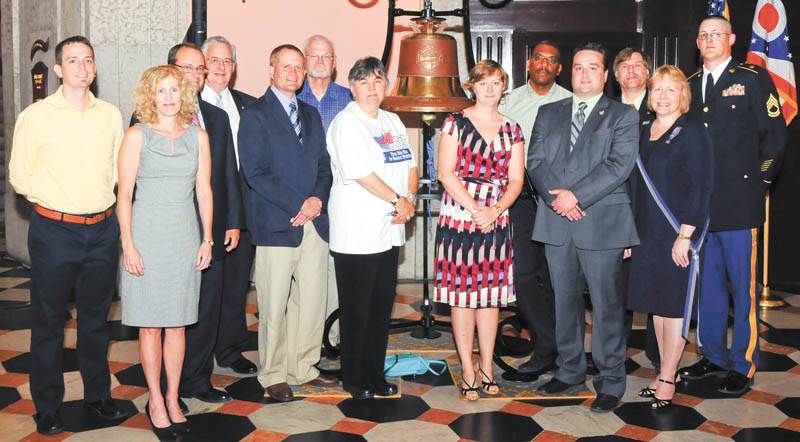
{"left": 191, "top": 113, "right": 201, "bottom": 127}
{"left": 289, "top": 101, "right": 302, "bottom": 144}
{"left": 570, "top": 102, "right": 587, "bottom": 152}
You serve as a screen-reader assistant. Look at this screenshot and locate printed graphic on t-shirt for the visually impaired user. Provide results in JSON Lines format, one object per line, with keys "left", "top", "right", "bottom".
{"left": 374, "top": 131, "right": 413, "bottom": 164}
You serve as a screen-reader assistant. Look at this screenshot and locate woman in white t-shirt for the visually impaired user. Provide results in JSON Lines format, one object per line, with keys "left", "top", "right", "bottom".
{"left": 326, "top": 57, "right": 418, "bottom": 400}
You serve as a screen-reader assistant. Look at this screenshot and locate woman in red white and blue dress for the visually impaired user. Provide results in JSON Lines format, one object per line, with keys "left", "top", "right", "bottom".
{"left": 433, "top": 60, "right": 524, "bottom": 400}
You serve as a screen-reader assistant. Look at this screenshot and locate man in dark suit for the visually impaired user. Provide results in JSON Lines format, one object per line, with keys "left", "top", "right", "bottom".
{"left": 678, "top": 15, "right": 787, "bottom": 395}
{"left": 528, "top": 42, "right": 640, "bottom": 413}
{"left": 166, "top": 43, "right": 242, "bottom": 404}
{"left": 238, "top": 44, "right": 338, "bottom": 402}
{"left": 612, "top": 47, "right": 660, "bottom": 372}
{"left": 199, "top": 36, "right": 258, "bottom": 376}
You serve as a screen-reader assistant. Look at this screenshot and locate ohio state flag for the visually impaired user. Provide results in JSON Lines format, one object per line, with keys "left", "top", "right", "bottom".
{"left": 746, "top": 0, "right": 797, "bottom": 125}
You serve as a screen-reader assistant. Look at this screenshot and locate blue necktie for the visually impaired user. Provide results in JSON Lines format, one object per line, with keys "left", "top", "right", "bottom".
{"left": 570, "top": 102, "right": 587, "bottom": 152}
{"left": 215, "top": 94, "right": 224, "bottom": 109}
{"left": 289, "top": 102, "right": 303, "bottom": 144}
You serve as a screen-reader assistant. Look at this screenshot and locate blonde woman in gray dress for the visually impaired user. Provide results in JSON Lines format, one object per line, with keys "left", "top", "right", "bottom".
{"left": 117, "top": 65, "right": 213, "bottom": 437}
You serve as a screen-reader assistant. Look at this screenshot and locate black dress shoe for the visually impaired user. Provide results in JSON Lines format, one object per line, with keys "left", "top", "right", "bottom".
{"left": 228, "top": 356, "right": 257, "bottom": 374}
{"left": 84, "top": 398, "right": 129, "bottom": 420}
{"left": 537, "top": 378, "right": 581, "bottom": 395}
{"left": 717, "top": 370, "right": 753, "bottom": 395}
{"left": 678, "top": 358, "right": 726, "bottom": 380}
{"left": 518, "top": 359, "right": 557, "bottom": 376}
{"left": 35, "top": 412, "right": 63, "bottom": 435}
{"left": 145, "top": 401, "right": 176, "bottom": 439}
{"left": 590, "top": 393, "right": 620, "bottom": 413}
{"left": 372, "top": 380, "right": 398, "bottom": 397}
{"left": 170, "top": 418, "right": 191, "bottom": 434}
{"left": 182, "top": 387, "right": 232, "bottom": 403}
{"left": 343, "top": 383, "right": 374, "bottom": 400}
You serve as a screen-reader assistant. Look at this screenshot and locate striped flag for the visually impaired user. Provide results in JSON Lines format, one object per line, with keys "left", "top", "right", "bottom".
{"left": 746, "top": 0, "right": 797, "bottom": 125}
{"left": 707, "top": 0, "right": 730, "bottom": 21}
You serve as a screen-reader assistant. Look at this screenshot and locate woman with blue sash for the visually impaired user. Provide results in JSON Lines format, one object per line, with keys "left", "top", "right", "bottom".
{"left": 625, "top": 66, "right": 714, "bottom": 409}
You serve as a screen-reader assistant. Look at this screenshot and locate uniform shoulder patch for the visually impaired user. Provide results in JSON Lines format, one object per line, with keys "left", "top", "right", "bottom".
{"left": 737, "top": 64, "right": 759, "bottom": 75}
{"left": 766, "top": 93, "right": 781, "bottom": 117}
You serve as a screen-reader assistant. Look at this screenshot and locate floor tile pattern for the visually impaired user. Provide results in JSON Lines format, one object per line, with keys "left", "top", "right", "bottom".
{"left": 0, "top": 249, "right": 799, "bottom": 441}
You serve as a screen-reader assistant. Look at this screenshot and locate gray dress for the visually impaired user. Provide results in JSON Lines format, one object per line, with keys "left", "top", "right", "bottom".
{"left": 121, "top": 123, "right": 201, "bottom": 327}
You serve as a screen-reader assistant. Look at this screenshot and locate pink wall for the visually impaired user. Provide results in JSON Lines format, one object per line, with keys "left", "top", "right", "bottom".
{"left": 201, "top": 0, "right": 420, "bottom": 97}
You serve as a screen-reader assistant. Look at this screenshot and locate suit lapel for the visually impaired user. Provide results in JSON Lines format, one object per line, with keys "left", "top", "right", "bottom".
{"left": 265, "top": 88, "right": 303, "bottom": 148}
{"left": 553, "top": 99, "right": 572, "bottom": 157}
{"left": 571, "top": 95, "right": 609, "bottom": 153}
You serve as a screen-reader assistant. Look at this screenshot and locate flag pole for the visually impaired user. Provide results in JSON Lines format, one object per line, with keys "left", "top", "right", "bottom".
{"left": 760, "top": 193, "right": 787, "bottom": 309}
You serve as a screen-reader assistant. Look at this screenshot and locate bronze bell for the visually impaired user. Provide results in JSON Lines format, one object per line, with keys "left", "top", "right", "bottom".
{"left": 382, "top": 17, "right": 472, "bottom": 113}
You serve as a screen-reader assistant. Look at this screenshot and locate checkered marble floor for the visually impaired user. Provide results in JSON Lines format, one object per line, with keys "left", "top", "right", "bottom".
{"left": 1, "top": 247, "right": 800, "bottom": 440}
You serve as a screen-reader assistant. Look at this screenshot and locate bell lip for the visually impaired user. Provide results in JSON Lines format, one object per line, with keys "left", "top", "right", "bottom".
{"left": 382, "top": 96, "right": 472, "bottom": 113}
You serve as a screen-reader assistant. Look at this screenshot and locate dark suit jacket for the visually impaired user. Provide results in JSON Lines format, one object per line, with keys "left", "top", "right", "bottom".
{"left": 237, "top": 87, "right": 331, "bottom": 247}
{"left": 686, "top": 59, "right": 787, "bottom": 231}
{"left": 219, "top": 88, "right": 257, "bottom": 230}
{"left": 129, "top": 101, "right": 243, "bottom": 259}
{"left": 528, "top": 95, "right": 640, "bottom": 250}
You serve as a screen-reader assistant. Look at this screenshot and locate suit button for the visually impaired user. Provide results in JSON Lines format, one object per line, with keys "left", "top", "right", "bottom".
{"left": 704, "top": 122, "right": 709, "bottom": 127}
{"left": 744, "top": 174, "right": 749, "bottom": 179}
{"left": 703, "top": 106, "right": 709, "bottom": 112}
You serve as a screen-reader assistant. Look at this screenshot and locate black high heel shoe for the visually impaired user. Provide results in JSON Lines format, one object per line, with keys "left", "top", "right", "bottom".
{"left": 638, "top": 386, "right": 656, "bottom": 398}
{"left": 651, "top": 378, "right": 676, "bottom": 409}
{"left": 478, "top": 365, "right": 499, "bottom": 396}
{"left": 145, "top": 401, "right": 176, "bottom": 438}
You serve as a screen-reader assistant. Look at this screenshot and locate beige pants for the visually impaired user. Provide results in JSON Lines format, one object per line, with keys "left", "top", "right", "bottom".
{"left": 289, "top": 254, "right": 339, "bottom": 345}
{"left": 254, "top": 223, "right": 328, "bottom": 388}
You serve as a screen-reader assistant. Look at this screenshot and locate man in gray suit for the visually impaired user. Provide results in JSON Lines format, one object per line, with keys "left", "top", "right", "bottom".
{"left": 527, "top": 42, "right": 639, "bottom": 413}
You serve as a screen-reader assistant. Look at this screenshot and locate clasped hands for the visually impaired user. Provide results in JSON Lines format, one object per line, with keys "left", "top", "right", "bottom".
{"left": 549, "top": 189, "right": 585, "bottom": 221}
{"left": 390, "top": 197, "right": 415, "bottom": 225}
{"left": 469, "top": 205, "right": 499, "bottom": 234}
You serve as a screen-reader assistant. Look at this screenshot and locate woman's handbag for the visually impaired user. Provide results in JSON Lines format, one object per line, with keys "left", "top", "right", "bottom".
{"left": 384, "top": 353, "right": 447, "bottom": 377}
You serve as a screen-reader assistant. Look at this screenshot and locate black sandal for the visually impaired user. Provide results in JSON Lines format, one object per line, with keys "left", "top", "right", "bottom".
{"left": 460, "top": 373, "right": 480, "bottom": 401}
{"left": 478, "top": 366, "right": 499, "bottom": 396}
{"left": 638, "top": 386, "right": 656, "bottom": 398}
{"left": 651, "top": 378, "right": 675, "bottom": 409}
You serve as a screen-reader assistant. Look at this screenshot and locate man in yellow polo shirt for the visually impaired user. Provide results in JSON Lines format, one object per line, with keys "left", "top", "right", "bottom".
{"left": 9, "top": 35, "right": 129, "bottom": 435}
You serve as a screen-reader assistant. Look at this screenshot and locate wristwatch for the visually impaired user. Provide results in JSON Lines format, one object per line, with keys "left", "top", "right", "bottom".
{"left": 390, "top": 193, "right": 401, "bottom": 207}
{"left": 406, "top": 192, "right": 417, "bottom": 203}
{"left": 202, "top": 239, "right": 215, "bottom": 246}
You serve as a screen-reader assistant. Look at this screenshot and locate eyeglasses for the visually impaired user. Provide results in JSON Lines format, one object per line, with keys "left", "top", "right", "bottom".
{"left": 697, "top": 32, "right": 729, "bottom": 41}
{"left": 306, "top": 54, "right": 334, "bottom": 62}
{"left": 532, "top": 54, "right": 559, "bottom": 64}
{"left": 174, "top": 63, "right": 208, "bottom": 74}
{"left": 207, "top": 57, "right": 234, "bottom": 68}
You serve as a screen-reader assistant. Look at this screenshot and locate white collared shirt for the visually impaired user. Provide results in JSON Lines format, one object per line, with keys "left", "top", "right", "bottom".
{"left": 702, "top": 56, "right": 732, "bottom": 103}
{"left": 201, "top": 86, "right": 242, "bottom": 168}
{"left": 621, "top": 88, "right": 647, "bottom": 111}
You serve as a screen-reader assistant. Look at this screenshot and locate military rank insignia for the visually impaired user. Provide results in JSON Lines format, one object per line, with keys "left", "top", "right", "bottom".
{"left": 722, "top": 84, "right": 746, "bottom": 97}
{"left": 766, "top": 93, "right": 781, "bottom": 118}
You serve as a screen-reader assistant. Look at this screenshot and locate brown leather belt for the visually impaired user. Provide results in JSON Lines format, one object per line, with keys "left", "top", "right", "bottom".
{"left": 35, "top": 205, "right": 114, "bottom": 225}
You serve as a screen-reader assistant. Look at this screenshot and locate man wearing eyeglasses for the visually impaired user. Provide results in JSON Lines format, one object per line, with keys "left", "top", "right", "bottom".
{"left": 678, "top": 15, "right": 787, "bottom": 395}
{"left": 198, "top": 36, "right": 259, "bottom": 377}
{"left": 498, "top": 41, "right": 571, "bottom": 379}
{"left": 296, "top": 35, "right": 353, "bottom": 353}
{"left": 162, "top": 42, "right": 243, "bottom": 406}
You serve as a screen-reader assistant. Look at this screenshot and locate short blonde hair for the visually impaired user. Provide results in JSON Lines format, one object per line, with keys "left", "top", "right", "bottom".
{"left": 647, "top": 65, "right": 691, "bottom": 114}
{"left": 133, "top": 65, "right": 197, "bottom": 125}
{"left": 462, "top": 59, "right": 509, "bottom": 100}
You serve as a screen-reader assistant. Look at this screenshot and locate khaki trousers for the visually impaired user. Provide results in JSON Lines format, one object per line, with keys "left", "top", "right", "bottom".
{"left": 255, "top": 223, "right": 328, "bottom": 388}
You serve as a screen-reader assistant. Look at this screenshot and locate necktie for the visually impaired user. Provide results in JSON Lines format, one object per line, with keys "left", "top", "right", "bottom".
{"left": 705, "top": 73, "right": 714, "bottom": 104}
{"left": 215, "top": 94, "right": 224, "bottom": 109}
{"left": 289, "top": 102, "right": 303, "bottom": 144}
{"left": 570, "top": 102, "right": 587, "bottom": 152}
{"left": 191, "top": 113, "right": 201, "bottom": 127}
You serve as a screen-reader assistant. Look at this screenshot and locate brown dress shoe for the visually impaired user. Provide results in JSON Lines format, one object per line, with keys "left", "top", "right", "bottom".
{"left": 305, "top": 373, "right": 339, "bottom": 387}
{"left": 265, "top": 382, "right": 294, "bottom": 402}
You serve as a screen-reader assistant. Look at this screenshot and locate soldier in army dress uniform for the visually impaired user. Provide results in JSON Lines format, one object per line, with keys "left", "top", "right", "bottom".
{"left": 678, "top": 15, "right": 787, "bottom": 395}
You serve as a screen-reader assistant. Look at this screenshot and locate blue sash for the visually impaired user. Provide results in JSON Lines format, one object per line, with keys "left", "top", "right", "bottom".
{"left": 636, "top": 154, "right": 709, "bottom": 342}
